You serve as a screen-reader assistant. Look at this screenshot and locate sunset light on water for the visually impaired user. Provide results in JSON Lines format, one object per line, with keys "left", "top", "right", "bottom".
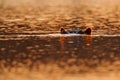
{"left": 0, "top": 0, "right": 120, "bottom": 80}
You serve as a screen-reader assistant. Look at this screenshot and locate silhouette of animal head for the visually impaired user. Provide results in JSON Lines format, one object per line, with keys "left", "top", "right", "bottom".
{"left": 61, "top": 28, "right": 91, "bottom": 35}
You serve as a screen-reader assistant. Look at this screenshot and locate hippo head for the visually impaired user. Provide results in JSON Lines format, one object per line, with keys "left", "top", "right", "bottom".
{"left": 60, "top": 28, "right": 91, "bottom": 35}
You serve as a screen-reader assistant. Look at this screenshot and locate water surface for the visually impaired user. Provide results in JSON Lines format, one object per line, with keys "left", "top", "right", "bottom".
{"left": 0, "top": 35, "right": 120, "bottom": 80}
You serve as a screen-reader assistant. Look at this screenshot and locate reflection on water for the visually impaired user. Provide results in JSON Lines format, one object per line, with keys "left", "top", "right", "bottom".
{"left": 0, "top": 35, "right": 120, "bottom": 80}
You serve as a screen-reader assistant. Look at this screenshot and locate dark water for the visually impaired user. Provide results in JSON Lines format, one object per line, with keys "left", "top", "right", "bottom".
{"left": 0, "top": 35, "right": 120, "bottom": 80}
{"left": 0, "top": 0, "right": 120, "bottom": 79}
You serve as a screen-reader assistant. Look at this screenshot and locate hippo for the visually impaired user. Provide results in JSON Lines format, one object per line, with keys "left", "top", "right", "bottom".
{"left": 61, "top": 28, "right": 91, "bottom": 35}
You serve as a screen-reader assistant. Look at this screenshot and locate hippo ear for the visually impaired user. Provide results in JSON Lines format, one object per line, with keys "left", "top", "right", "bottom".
{"left": 84, "top": 28, "right": 91, "bottom": 35}
{"left": 61, "top": 28, "right": 65, "bottom": 31}
{"left": 61, "top": 28, "right": 67, "bottom": 34}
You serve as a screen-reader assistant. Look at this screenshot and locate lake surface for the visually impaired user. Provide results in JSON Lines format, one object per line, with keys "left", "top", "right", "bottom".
{"left": 0, "top": 35, "right": 120, "bottom": 80}
{"left": 0, "top": 0, "right": 120, "bottom": 80}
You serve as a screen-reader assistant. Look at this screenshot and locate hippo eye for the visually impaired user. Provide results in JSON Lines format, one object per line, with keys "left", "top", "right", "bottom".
{"left": 78, "top": 30, "right": 84, "bottom": 34}
{"left": 69, "top": 31, "right": 72, "bottom": 33}
{"left": 74, "top": 31, "right": 77, "bottom": 33}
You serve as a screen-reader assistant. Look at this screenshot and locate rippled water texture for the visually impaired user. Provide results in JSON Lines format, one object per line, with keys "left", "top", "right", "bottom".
{"left": 0, "top": 0, "right": 120, "bottom": 80}
{"left": 0, "top": 35, "right": 120, "bottom": 80}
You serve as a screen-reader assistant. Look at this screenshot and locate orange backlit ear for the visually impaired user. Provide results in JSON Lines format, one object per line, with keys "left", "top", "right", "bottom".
{"left": 84, "top": 28, "right": 91, "bottom": 35}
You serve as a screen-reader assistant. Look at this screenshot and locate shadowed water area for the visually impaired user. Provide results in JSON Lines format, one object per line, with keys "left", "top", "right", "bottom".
{"left": 0, "top": 0, "right": 120, "bottom": 80}
{"left": 0, "top": 35, "right": 120, "bottom": 80}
